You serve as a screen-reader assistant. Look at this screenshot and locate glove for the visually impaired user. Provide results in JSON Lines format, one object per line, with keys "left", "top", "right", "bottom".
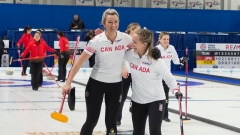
{"left": 54, "top": 50, "right": 59, "bottom": 56}
{"left": 175, "top": 92, "right": 183, "bottom": 102}
{"left": 180, "top": 55, "right": 189, "bottom": 63}
{"left": 179, "top": 55, "right": 189, "bottom": 68}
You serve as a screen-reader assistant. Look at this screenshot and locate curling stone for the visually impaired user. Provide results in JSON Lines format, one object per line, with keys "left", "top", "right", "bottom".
{"left": 6, "top": 69, "right": 14, "bottom": 75}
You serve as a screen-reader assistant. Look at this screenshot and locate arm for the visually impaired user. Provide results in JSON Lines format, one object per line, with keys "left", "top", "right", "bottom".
{"left": 172, "top": 46, "right": 180, "bottom": 65}
{"left": 21, "top": 43, "right": 31, "bottom": 57}
{"left": 44, "top": 44, "right": 54, "bottom": 53}
{"left": 59, "top": 38, "right": 64, "bottom": 52}
{"left": 157, "top": 59, "right": 178, "bottom": 92}
{"left": 62, "top": 52, "right": 91, "bottom": 93}
{"left": 17, "top": 35, "right": 24, "bottom": 48}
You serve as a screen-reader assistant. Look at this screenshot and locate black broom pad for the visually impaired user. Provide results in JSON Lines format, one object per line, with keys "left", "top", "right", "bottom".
{"left": 68, "top": 87, "right": 75, "bottom": 111}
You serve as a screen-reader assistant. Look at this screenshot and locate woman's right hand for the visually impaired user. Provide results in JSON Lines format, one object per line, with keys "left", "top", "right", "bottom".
{"left": 62, "top": 83, "right": 71, "bottom": 94}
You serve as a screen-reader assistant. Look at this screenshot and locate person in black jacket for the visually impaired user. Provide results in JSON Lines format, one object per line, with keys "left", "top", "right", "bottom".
{"left": 84, "top": 30, "right": 95, "bottom": 67}
{"left": 69, "top": 14, "right": 85, "bottom": 30}
{"left": 0, "top": 39, "right": 5, "bottom": 67}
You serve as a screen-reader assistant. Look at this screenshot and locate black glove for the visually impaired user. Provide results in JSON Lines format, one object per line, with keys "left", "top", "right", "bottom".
{"left": 175, "top": 92, "right": 183, "bottom": 102}
{"left": 152, "top": 47, "right": 161, "bottom": 59}
{"left": 179, "top": 55, "right": 189, "bottom": 68}
{"left": 54, "top": 50, "right": 59, "bottom": 56}
{"left": 180, "top": 55, "right": 189, "bottom": 63}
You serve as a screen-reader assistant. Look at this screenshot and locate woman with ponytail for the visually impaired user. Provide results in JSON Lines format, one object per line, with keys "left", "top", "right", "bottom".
{"left": 56, "top": 31, "right": 70, "bottom": 82}
{"left": 17, "top": 25, "right": 32, "bottom": 76}
{"left": 117, "top": 22, "right": 140, "bottom": 126}
{"left": 124, "top": 29, "right": 178, "bottom": 135}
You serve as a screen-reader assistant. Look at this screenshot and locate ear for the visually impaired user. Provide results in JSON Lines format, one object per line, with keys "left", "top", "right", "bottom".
{"left": 143, "top": 42, "right": 148, "bottom": 47}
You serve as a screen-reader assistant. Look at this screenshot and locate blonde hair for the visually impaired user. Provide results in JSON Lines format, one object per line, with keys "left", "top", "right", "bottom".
{"left": 101, "top": 9, "right": 119, "bottom": 25}
{"left": 135, "top": 29, "right": 155, "bottom": 60}
{"left": 125, "top": 23, "right": 140, "bottom": 34}
{"left": 157, "top": 31, "right": 169, "bottom": 45}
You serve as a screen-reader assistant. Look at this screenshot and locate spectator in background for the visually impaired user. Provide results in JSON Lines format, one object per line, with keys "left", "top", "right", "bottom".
{"left": 84, "top": 30, "right": 95, "bottom": 67}
{"left": 0, "top": 38, "right": 5, "bottom": 67}
{"left": 69, "top": 14, "right": 85, "bottom": 30}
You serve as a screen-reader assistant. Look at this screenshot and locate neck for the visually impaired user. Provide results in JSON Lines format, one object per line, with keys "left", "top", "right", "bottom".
{"left": 138, "top": 49, "right": 147, "bottom": 58}
{"left": 105, "top": 31, "right": 117, "bottom": 42}
{"left": 161, "top": 44, "right": 168, "bottom": 49}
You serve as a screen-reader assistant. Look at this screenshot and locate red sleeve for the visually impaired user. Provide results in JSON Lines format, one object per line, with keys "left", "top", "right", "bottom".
{"left": 21, "top": 42, "right": 31, "bottom": 57}
{"left": 59, "top": 38, "right": 65, "bottom": 52}
{"left": 44, "top": 44, "right": 54, "bottom": 53}
{"left": 17, "top": 35, "right": 25, "bottom": 48}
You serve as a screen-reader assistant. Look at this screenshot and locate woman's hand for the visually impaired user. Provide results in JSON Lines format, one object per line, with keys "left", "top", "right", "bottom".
{"left": 62, "top": 83, "right": 71, "bottom": 94}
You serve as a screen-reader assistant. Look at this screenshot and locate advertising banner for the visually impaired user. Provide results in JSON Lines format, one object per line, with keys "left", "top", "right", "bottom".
{"left": 170, "top": 0, "right": 186, "bottom": 9}
{"left": 205, "top": 0, "right": 221, "bottom": 10}
{"left": 96, "top": 0, "right": 112, "bottom": 7}
{"left": 196, "top": 43, "right": 240, "bottom": 68}
{"left": 187, "top": 0, "right": 203, "bottom": 9}
{"left": 76, "top": 0, "right": 94, "bottom": 6}
{"left": 114, "top": 0, "right": 131, "bottom": 7}
{"left": 151, "top": 0, "right": 168, "bottom": 8}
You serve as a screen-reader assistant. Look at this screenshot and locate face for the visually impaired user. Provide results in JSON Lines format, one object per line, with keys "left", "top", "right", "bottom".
{"left": 74, "top": 15, "right": 78, "bottom": 20}
{"left": 103, "top": 15, "right": 119, "bottom": 33}
{"left": 129, "top": 26, "right": 140, "bottom": 37}
{"left": 57, "top": 35, "right": 60, "bottom": 39}
{"left": 159, "top": 35, "right": 169, "bottom": 48}
{"left": 34, "top": 33, "right": 41, "bottom": 41}
{"left": 27, "top": 29, "right": 32, "bottom": 34}
{"left": 132, "top": 33, "right": 147, "bottom": 53}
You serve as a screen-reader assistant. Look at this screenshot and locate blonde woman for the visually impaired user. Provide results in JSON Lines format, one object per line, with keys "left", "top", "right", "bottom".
{"left": 62, "top": 9, "right": 132, "bottom": 135}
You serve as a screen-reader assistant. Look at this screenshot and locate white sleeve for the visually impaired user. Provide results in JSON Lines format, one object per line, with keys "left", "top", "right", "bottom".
{"left": 156, "top": 59, "right": 178, "bottom": 91}
{"left": 124, "top": 33, "right": 133, "bottom": 49}
{"left": 171, "top": 46, "right": 180, "bottom": 65}
{"left": 84, "top": 37, "right": 97, "bottom": 56}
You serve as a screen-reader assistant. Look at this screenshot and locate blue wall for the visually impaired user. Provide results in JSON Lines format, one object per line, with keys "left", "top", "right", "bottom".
{"left": 1, "top": 4, "right": 240, "bottom": 38}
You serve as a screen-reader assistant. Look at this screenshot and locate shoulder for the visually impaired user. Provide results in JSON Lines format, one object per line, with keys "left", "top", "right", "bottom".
{"left": 120, "top": 32, "right": 132, "bottom": 40}
{"left": 168, "top": 45, "right": 176, "bottom": 50}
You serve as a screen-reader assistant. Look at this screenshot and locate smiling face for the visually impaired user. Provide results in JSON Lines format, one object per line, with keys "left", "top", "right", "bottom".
{"left": 159, "top": 34, "right": 169, "bottom": 49}
{"left": 103, "top": 15, "right": 119, "bottom": 34}
{"left": 34, "top": 32, "right": 41, "bottom": 41}
{"left": 132, "top": 33, "right": 147, "bottom": 54}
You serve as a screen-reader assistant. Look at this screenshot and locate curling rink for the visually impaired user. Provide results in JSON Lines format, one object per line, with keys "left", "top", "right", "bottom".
{"left": 0, "top": 67, "right": 239, "bottom": 135}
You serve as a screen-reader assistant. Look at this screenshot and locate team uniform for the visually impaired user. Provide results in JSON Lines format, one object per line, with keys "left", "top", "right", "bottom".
{"left": 81, "top": 31, "right": 132, "bottom": 135}
{"left": 124, "top": 49, "right": 178, "bottom": 135}
{"left": 21, "top": 40, "right": 55, "bottom": 90}
{"left": 57, "top": 36, "right": 70, "bottom": 82}
{"left": 156, "top": 44, "right": 180, "bottom": 120}
{"left": 17, "top": 33, "right": 33, "bottom": 75}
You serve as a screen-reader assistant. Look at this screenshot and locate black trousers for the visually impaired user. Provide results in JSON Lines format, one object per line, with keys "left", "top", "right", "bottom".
{"left": 80, "top": 78, "right": 122, "bottom": 135}
{"left": 117, "top": 74, "right": 132, "bottom": 122}
{"left": 30, "top": 62, "right": 43, "bottom": 89}
{"left": 132, "top": 100, "right": 165, "bottom": 135}
{"left": 22, "top": 47, "right": 30, "bottom": 75}
{"left": 162, "top": 80, "right": 169, "bottom": 118}
{"left": 58, "top": 52, "right": 70, "bottom": 81}
{"left": 0, "top": 53, "right": 3, "bottom": 67}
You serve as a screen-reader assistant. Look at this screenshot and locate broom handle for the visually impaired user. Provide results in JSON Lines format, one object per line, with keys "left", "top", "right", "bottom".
{"left": 13, "top": 54, "right": 55, "bottom": 61}
{"left": 59, "top": 93, "right": 66, "bottom": 113}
